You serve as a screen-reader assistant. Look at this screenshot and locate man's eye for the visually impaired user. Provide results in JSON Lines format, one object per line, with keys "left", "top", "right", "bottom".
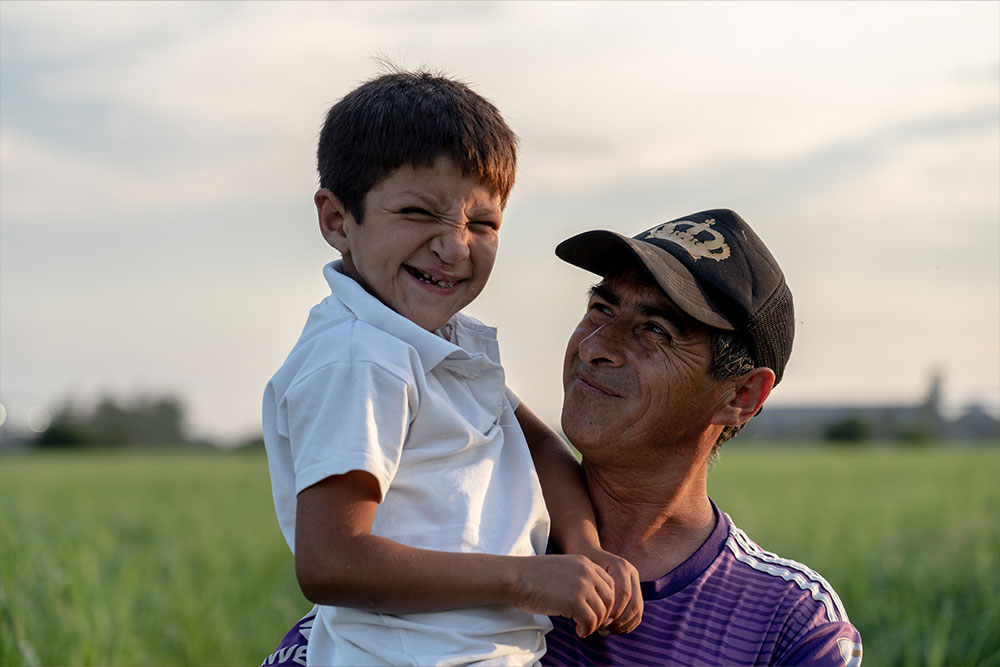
{"left": 470, "top": 220, "right": 499, "bottom": 231}
{"left": 588, "top": 302, "right": 612, "bottom": 318}
{"left": 644, "top": 322, "right": 670, "bottom": 338}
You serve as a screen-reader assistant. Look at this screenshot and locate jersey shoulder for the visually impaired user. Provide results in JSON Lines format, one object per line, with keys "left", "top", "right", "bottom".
{"left": 721, "top": 518, "right": 851, "bottom": 624}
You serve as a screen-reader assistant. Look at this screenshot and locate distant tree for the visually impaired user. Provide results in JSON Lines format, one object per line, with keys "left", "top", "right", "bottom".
{"left": 824, "top": 416, "right": 871, "bottom": 444}
{"left": 234, "top": 434, "right": 266, "bottom": 451}
{"left": 91, "top": 396, "right": 130, "bottom": 445}
{"left": 34, "top": 400, "right": 93, "bottom": 447}
{"left": 32, "top": 393, "right": 192, "bottom": 447}
{"left": 126, "top": 395, "right": 187, "bottom": 445}
{"left": 895, "top": 421, "right": 934, "bottom": 446}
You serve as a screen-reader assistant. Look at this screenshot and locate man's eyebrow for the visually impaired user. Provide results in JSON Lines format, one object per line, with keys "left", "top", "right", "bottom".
{"left": 591, "top": 282, "right": 690, "bottom": 331}
{"left": 588, "top": 283, "right": 619, "bottom": 306}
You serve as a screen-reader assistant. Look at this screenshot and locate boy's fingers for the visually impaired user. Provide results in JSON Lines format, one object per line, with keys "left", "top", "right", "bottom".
{"left": 602, "top": 565, "right": 643, "bottom": 635}
{"left": 599, "top": 562, "right": 631, "bottom": 621}
{"left": 596, "top": 562, "right": 615, "bottom": 587}
{"left": 592, "top": 580, "right": 614, "bottom": 632}
{"left": 610, "top": 566, "right": 632, "bottom": 619}
{"left": 577, "top": 568, "right": 616, "bottom": 636}
{"left": 573, "top": 603, "right": 601, "bottom": 637}
{"left": 606, "top": 593, "right": 643, "bottom": 634}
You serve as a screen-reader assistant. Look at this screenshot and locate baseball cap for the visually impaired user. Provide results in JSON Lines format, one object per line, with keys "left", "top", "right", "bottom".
{"left": 555, "top": 209, "right": 795, "bottom": 384}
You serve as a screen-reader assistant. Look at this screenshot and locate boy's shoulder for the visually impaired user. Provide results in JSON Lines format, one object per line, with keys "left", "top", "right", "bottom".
{"left": 271, "top": 293, "right": 416, "bottom": 394}
{"left": 441, "top": 310, "right": 497, "bottom": 339}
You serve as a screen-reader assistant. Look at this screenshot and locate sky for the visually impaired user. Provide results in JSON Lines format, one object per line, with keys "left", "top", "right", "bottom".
{"left": 1, "top": 1, "right": 998, "bottom": 443}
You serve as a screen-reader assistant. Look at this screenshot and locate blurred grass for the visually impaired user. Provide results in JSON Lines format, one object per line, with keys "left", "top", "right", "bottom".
{"left": 0, "top": 449, "right": 304, "bottom": 667}
{"left": 1, "top": 444, "right": 998, "bottom": 666}
{"left": 708, "top": 444, "right": 1000, "bottom": 667}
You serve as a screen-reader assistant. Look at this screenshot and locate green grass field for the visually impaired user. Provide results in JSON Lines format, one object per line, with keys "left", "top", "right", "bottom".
{"left": 1, "top": 445, "right": 998, "bottom": 666}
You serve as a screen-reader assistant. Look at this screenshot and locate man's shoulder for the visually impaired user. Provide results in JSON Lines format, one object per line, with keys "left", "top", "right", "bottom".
{"left": 546, "top": 513, "right": 861, "bottom": 667}
{"left": 716, "top": 516, "right": 852, "bottom": 626}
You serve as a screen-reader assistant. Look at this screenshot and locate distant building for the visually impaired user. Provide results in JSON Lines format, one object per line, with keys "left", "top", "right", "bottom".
{"left": 742, "top": 371, "right": 1000, "bottom": 442}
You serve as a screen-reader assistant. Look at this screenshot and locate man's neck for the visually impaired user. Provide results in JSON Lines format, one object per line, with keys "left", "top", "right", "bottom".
{"left": 583, "top": 457, "right": 716, "bottom": 581}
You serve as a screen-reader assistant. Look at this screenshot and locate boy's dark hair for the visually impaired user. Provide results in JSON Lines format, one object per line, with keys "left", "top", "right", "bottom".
{"left": 317, "top": 68, "right": 519, "bottom": 222}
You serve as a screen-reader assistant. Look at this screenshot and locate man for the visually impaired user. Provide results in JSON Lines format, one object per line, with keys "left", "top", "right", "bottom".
{"left": 543, "top": 209, "right": 862, "bottom": 666}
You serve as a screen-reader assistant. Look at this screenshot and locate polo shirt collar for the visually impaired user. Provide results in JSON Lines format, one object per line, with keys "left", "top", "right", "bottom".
{"left": 323, "top": 261, "right": 485, "bottom": 370}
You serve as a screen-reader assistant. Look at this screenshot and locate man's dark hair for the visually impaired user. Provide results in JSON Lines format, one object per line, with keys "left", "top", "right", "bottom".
{"left": 709, "top": 330, "right": 757, "bottom": 455}
{"left": 317, "top": 67, "right": 519, "bottom": 223}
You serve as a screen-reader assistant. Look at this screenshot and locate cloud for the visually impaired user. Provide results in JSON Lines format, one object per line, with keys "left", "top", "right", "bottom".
{"left": 2, "top": 1, "right": 997, "bottom": 437}
{"left": 953, "top": 61, "right": 1000, "bottom": 85}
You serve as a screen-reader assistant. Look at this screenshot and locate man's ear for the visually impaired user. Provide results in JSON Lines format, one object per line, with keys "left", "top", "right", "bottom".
{"left": 315, "top": 188, "right": 353, "bottom": 253}
{"left": 711, "top": 367, "right": 776, "bottom": 427}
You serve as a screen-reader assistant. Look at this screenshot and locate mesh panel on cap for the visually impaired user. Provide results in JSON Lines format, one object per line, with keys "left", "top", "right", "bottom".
{"left": 744, "top": 283, "right": 794, "bottom": 385}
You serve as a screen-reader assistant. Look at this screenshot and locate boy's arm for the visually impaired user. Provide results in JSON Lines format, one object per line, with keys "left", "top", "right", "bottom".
{"left": 515, "top": 402, "right": 643, "bottom": 635}
{"left": 294, "top": 469, "right": 616, "bottom": 637}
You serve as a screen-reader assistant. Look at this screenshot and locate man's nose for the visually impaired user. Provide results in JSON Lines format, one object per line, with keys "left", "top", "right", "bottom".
{"left": 431, "top": 224, "right": 472, "bottom": 265}
{"left": 578, "top": 321, "right": 626, "bottom": 367}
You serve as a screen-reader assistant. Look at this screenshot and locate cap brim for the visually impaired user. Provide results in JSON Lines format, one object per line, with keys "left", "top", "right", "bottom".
{"left": 555, "top": 230, "right": 734, "bottom": 330}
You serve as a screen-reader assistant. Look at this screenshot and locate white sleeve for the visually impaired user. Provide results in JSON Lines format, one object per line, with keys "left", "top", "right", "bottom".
{"left": 504, "top": 385, "right": 521, "bottom": 412}
{"left": 283, "top": 361, "right": 413, "bottom": 501}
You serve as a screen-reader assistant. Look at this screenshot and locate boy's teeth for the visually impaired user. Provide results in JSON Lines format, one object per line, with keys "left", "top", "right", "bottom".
{"left": 415, "top": 269, "right": 456, "bottom": 288}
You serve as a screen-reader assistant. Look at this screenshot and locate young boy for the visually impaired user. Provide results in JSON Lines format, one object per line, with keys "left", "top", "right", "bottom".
{"left": 261, "top": 69, "right": 640, "bottom": 666}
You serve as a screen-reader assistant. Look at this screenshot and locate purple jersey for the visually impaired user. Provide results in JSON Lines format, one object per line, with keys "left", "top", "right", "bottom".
{"left": 263, "top": 501, "right": 862, "bottom": 667}
{"left": 544, "top": 501, "right": 862, "bottom": 666}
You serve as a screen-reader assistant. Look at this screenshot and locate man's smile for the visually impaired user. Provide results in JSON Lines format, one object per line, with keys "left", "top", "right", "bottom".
{"left": 572, "top": 371, "right": 623, "bottom": 398}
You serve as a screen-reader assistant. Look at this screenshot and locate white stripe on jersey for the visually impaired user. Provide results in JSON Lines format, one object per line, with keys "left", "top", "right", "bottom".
{"left": 724, "top": 515, "right": 850, "bottom": 624}
{"left": 838, "top": 638, "right": 863, "bottom": 667}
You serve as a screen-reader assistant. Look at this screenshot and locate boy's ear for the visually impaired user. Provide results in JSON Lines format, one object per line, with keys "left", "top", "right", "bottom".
{"left": 315, "top": 189, "right": 353, "bottom": 253}
{"left": 710, "top": 367, "right": 776, "bottom": 427}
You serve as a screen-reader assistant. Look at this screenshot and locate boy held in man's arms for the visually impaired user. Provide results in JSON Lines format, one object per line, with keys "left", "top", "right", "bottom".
{"left": 261, "top": 68, "right": 641, "bottom": 666}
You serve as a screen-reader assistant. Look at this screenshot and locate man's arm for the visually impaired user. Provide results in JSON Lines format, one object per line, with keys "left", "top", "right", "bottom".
{"left": 294, "top": 469, "right": 616, "bottom": 637}
{"left": 514, "top": 402, "right": 643, "bottom": 634}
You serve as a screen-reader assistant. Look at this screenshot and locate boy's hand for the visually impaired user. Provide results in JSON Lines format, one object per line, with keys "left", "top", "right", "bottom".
{"left": 512, "top": 554, "right": 616, "bottom": 637}
{"left": 575, "top": 546, "right": 643, "bottom": 635}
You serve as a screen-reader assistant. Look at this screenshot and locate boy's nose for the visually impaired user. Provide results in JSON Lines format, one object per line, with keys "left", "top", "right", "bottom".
{"left": 431, "top": 225, "right": 472, "bottom": 265}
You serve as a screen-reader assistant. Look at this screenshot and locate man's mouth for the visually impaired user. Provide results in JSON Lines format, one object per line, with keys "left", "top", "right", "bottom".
{"left": 405, "top": 266, "right": 461, "bottom": 289}
{"left": 575, "top": 374, "right": 621, "bottom": 397}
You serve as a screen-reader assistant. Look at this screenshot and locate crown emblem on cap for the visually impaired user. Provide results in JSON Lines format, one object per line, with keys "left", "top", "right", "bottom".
{"left": 643, "top": 219, "right": 731, "bottom": 262}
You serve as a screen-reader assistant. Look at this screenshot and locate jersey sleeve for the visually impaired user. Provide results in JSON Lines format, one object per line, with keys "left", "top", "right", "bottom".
{"left": 282, "top": 360, "right": 413, "bottom": 501}
{"left": 777, "top": 621, "right": 863, "bottom": 667}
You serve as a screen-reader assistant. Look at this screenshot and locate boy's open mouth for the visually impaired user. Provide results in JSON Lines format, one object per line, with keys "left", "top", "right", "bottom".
{"left": 405, "top": 266, "right": 460, "bottom": 289}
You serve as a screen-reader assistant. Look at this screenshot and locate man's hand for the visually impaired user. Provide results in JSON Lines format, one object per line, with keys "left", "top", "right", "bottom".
{"left": 511, "top": 554, "right": 616, "bottom": 637}
{"left": 574, "top": 545, "right": 643, "bottom": 635}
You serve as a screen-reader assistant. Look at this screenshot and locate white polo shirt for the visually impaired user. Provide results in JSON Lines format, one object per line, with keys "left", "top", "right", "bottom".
{"left": 262, "top": 261, "right": 551, "bottom": 666}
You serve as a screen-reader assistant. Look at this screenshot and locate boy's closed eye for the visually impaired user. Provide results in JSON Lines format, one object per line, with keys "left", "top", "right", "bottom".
{"left": 398, "top": 207, "right": 500, "bottom": 233}
{"left": 400, "top": 207, "right": 437, "bottom": 219}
